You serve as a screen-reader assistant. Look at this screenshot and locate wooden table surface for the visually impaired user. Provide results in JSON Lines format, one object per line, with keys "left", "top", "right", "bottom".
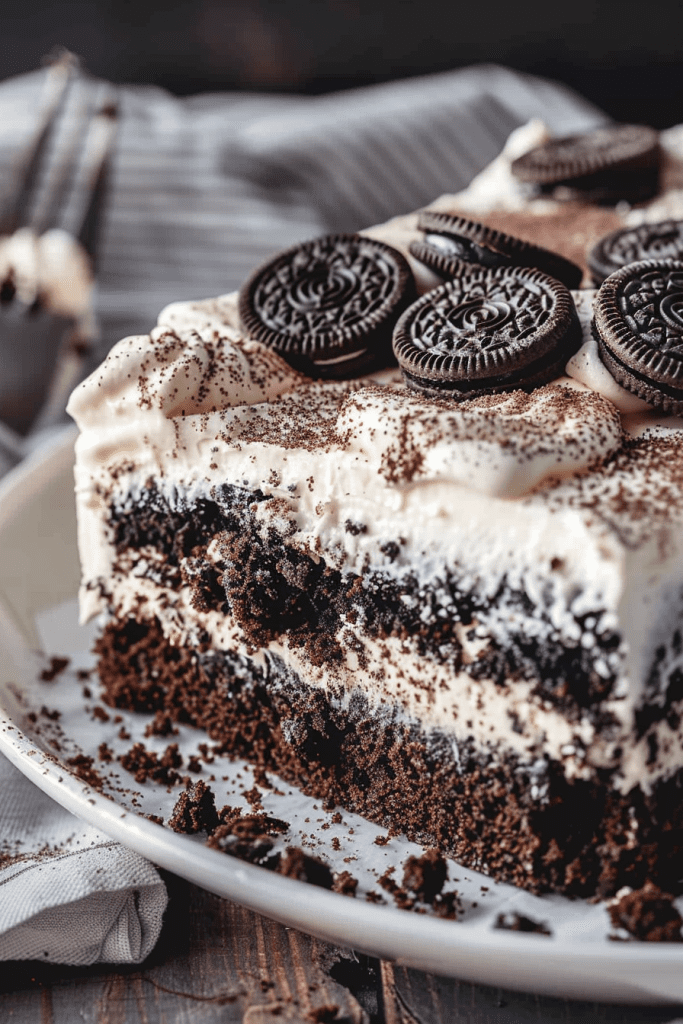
{"left": 3, "top": 874, "right": 683, "bottom": 1024}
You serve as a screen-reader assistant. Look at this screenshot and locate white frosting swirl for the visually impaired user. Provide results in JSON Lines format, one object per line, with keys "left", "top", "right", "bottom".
{"left": 68, "top": 303, "right": 304, "bottom": 430}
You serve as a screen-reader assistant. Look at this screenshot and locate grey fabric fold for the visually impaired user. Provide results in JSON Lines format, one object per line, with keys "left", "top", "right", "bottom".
{"left": 228, "top": 64, "right": 607, "bottom": 233}
{"left": 0, "top": 61, "right": 606, "bottom": 385}
{"left": 0, "top": 745, "right": 167, "bottom": 964}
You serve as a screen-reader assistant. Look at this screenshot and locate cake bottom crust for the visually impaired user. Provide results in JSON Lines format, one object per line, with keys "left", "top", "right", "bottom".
{"left": 96, "top": 615, "right": 683, "bottom": 898}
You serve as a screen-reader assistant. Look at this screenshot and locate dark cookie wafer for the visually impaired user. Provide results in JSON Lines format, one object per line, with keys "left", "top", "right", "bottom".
{"left": 511, "top": 124, "right": 660, "bottom": 205}
{"left": 393, "top": 262, "right": 581, "bottom": 400}
{"left": 409, "top": 210, "right": 582, "bottom": 289}
{"left": 238, "top": 233, "right": 414, "bottom": 378}
{"left": 593, "top": 258, "right": 683, "bottom": 413}
{"left": 589, "top": 220, "right": 683, "bottom": 285}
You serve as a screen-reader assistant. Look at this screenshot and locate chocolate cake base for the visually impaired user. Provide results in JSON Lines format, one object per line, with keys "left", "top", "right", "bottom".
{"left": 96, "top": 614, "right": 683, "bottom": 898}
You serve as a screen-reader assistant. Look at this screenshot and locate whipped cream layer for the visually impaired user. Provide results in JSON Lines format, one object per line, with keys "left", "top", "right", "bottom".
{"left": 336, "top": 379, "right": 622, "bottom": 498}
{"left": 68, "top": 288, "right": 628, "bottom": 517}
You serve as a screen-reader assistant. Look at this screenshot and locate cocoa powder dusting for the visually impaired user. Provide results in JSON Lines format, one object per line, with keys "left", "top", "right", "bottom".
{"left": 445, "top": 202, "right": 622, "bottom": 285}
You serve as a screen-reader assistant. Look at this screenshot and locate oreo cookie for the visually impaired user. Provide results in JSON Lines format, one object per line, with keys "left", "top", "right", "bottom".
{"left": 510, "top": 124, "right": 660, "bottom": 205}
{"left": 392, "top": 262, "right": 581, "bottom": 400}
{"left": 409, "top": 210, "right": 582, "bottom": 290}
{"left": 238, "top": 234, "right": 414, "bottom": 378}
{"left": 589, "top": 220, "right": 683, "bottom": 285}
{"left": 593, "top": 259, "right": 683, "bottom": 413}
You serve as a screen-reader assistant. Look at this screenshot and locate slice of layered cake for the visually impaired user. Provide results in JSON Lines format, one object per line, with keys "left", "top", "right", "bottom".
{"left": 67, "top": 121, "right": 683, "bottom": 898}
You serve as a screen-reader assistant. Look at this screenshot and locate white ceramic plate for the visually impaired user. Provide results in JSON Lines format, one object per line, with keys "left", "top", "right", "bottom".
{"left": 2, "top": 428, "right": 683, "bottom": 1005}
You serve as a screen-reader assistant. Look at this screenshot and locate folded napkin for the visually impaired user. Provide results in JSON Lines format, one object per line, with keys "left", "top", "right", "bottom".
{"left": 0, "top": 59, "right": 605, "bottom": 964}
{"left": 0, "top": 749, "right": 166, "bottom": 964}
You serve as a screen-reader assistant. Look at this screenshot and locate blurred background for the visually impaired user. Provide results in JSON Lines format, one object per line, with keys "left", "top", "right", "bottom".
{"left": 2, "top": 0, "right": 683, "bottom": 127}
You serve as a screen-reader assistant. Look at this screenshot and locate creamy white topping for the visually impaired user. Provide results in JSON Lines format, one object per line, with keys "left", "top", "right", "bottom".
{"left": 68, "top": 288, "right": 627, "bottom": 505}
{"left": 336, "top": 379, "right": 622, "bottom": 498}
{"left": 564, "top": 290, "right": 653, "bottom": 414}
{"left": 69, "top": 317, "right": 303, "bottom": 431}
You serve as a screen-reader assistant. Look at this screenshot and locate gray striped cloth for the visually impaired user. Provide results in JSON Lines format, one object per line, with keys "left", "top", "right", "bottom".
{"left": 0, "top": 60, "right": 606, "bottom": 964}
{"left": 96, "top": 63, "right": 604, "bottom": 353}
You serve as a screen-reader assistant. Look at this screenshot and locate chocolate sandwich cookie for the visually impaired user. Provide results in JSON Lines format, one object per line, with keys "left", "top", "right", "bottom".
{"left": 238, "top": 234, "right": 414, "bottom": 378}
{"left": 511, "top": 124, "right": 660, "bottom": 205}
{"left": 593, "top": 258, "right": 683, "bottom": 412}
{"left": 589, "top": 220, "right": 683, "bottom": 285}
{"left": 409, "top": 210, "right": 582, "bottom": 289}
{"left": 392, "top": 262, "right": 581, "bottom": 400}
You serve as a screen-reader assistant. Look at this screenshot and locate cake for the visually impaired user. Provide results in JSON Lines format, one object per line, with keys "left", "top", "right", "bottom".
{"left": 67, "top": 120, "right": 683, "bottom": 899}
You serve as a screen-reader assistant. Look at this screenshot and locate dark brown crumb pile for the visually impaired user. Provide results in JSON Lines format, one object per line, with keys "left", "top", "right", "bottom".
{"left": 331, "top": 870, "right": 358, "bottom": 897}
{"left": 28, "top": 705, "right": 61, "bottom": 724}
{"left": 65, "top": 753, "right": 106, "bottom": 791}
{"left": 608, "top": 881, "right": 683, "bottom": 942}
{"left": 494, "top": 911, "right": 551, "bottom": 936}
{"left": 119, "top": 742, "right": 183, "bottom": 786}
{"left": 377, "top": 869, "right": 403, "bottom": 904}
{"left": 379, "top": 849, "right": 460, "bottom": 918}
{"left": 277, "top": 847, "right": 334, "bottom": 890}
{"left": 207, "top": 807, "right": 289, "bottom": 866}
{"left": 144, "top": 710, "right": 179, "bottom": 738}
{"left": 242, "top": 785, "right": 264, "bottom": 810}
{"left": 403, "top": 848, "right": 448, "bottom": 903}
{"left": 168, "top": 779, "right": 220, "bottom": 834}
{"left": 163, "top": 771, "right": 343, "bottom": 890}
{"left": 206, "top": 803, "right": 347, "bottom": 895}
{"left": 200, "top": 794, "right": 355, "bottom": 899}
{"left": 40, "top": 656, "right": 70, "bottom": 682}
{"left": 98, "top": 742, "right": 114, "bottom": 763}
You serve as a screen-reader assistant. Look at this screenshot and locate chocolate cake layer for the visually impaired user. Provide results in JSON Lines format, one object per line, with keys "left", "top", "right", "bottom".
{"left": 96, "top": 613, "right": 683, "bottom": 899}
{"left": 107, "top": 483, "right": 625, "bottom": 720}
